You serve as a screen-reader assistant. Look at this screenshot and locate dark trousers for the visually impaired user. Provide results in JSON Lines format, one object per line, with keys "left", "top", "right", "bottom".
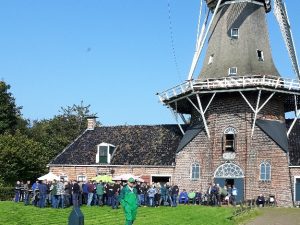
{"left": 72, "top": 193, "right": 79, "bottom": 207}
{"left": 83, "top": 193, "right": 88, "bottom": 204}
{"left": 38, "top": 194, "right": 46, "bottom": 208}
{"left": 111, "top": 195, "right": 119, "bottom": 209}
{"left": 97, "top": 194, "right": 103, "bottom": 206}
{"left": 24, "top": 192, "right": 31, "bottom": 205}
{"left": 14, "top": 190, "right": 20, "bottom": 202}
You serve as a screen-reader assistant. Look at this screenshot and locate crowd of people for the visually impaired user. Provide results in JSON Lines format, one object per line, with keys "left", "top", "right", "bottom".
{"left": 13, "top": 179, "right": 240, "bottom": 209}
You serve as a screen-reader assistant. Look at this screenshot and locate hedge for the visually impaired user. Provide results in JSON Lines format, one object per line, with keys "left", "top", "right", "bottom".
{"left": 0, "top": 187, "right": 14, "bottom": 201}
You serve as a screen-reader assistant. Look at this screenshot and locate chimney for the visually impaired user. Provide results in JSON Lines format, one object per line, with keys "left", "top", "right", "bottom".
{"left": 86, "top": 116, "right": 97, "bottom": 130}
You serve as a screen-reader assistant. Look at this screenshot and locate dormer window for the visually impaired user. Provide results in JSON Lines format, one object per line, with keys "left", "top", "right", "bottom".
{"left": 231, "top": 28, "right": 239, "bottom": 39}
{"left": 96, "top": 143, "right": 115, "bottom": 164}
{"left": 228, "top": 67, "right": 237, "bottom": 76}
{"left": 257, "top": 50, "right": 264, "bottom": 61}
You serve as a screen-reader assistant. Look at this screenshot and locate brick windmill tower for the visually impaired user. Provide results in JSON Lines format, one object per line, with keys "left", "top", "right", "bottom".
{"left": 158, "top": 0, "right": 300, "bottom": 206}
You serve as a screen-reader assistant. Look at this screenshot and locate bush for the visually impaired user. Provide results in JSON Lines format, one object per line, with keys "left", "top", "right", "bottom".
{"left": 0, "top": 187, "right": 14, "bottom": 201}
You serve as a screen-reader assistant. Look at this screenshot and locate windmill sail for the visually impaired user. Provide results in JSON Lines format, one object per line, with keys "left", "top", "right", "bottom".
{"left": 274, "top": 0, "right": 300, "bottom": 79}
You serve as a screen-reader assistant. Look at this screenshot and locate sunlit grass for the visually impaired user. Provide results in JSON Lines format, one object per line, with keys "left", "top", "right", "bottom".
{"left": 0, "top": 201, "right": 236, "bottom": 225}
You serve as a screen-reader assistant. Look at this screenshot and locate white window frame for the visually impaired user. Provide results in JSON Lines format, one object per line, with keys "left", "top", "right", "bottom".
{"left": 191, "top": 163, "right": 200, "bottom": 180}
{"left": 96, "top": 142, "right": 115, "bottom": 164}
{"left": 228, "top": 67, "right": 237, "bottom": 76}
{"left": 257, "top": 49, "right": 264, "bottom": 61}
{"left": 59, "top": 175, "right": 68, "bottom": 181}
{"left": 208, "top": 54, "right": 214, "bottom": 65}
{"left": 259, "top": 161, "right": 271, "bottom": 181}
{"left": 77, "top": 175, "right": 87, "bottom": 182}
{"left": 231, "top": 28, "right": 239, "bottom": 38}
{"left": 214, "top": 163, "right": 244, "bottom": 178}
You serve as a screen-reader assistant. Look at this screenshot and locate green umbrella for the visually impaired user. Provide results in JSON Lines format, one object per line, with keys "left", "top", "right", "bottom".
{"left": 92, "top": 175, "right": 113, "bottom": 183}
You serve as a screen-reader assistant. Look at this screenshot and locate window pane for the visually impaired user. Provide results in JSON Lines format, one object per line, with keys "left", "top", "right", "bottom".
{"left": 78, "top": 176, "right": 86, "bottom": 182}
{"left": 257, "top": 50, "right": 264, "bottom": 61}
{"left": 266, "top": 164, "right": 271, "bottom": 180}
{"left": 225, "top": 134, "right": 235, "bottom": 152}
{"left": 109, "top": 146, "right": 115, "bottom": 155}
{"left": 231, "top": 28, "right": 239, "bottom": 38}
{"left": 100, "top": 156, "right": 107, "bottom": 163}
{"left": 265, "top": 172, "right": 270, "bottom": 180}
{"left": 192, "top": 164, "right": 200, "bottom": 179}
{"left": 100, "top": 146, "right": 108, "bottom": 156}
{"left": 260, "top": 164, "right": 266, "bottom": 180}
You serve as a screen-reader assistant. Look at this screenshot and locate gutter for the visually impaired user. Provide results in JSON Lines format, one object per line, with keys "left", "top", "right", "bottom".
{"left": 48, "top": 164, "right": 175, "bottom": 168}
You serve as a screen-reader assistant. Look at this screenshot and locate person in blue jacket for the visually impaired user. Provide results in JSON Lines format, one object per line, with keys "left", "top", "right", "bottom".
{"left": 31, "top": 180, "right": 40, "bottom": 206}
{"left": 38, "top": 180, "right": 48, "bottom": 208}
{"left": 179, "top": 189, "right": 188, "bottom": 204}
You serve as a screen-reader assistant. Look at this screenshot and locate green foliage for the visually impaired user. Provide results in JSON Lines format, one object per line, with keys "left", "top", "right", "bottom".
{"left": 28, "top": 101, "right": 98, "bottom": 163}
{"left": 0, "top": 187, "right": 14, "bottom": 201}
{"left": 0, "top": 202, "right": 235, "bottom": 225}
{"left": 0, "top": 80, "right": 98, "bottom": 184}
{"left": 0, "top": 132, "right": 48, "bottom": 184}
{"left": 0, "top": 81, "right": 21, "bottom": 134}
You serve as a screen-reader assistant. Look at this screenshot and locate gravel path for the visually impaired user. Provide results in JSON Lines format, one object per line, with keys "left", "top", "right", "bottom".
{"left": 244, "top": 208, "right": 300, "bottom": 225}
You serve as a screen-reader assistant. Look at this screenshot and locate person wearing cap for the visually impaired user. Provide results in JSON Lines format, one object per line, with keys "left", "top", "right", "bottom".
{"left": 119, "top": 177, "right": 138, "bottom": 225}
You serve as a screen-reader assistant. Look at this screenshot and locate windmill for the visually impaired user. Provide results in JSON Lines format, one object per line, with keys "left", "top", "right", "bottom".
{"left": 158, "top": 0, "right": 300, "bottom": 138}
{"left": 188, "top": 0, "right": 299, "bottom": 80}
{"left": 158, "top": 0, "right": 299, "bottom": 206}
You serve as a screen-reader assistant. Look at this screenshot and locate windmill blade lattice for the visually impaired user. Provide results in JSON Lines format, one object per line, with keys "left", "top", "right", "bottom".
{"left": 274, "top": 0, "right": 300, "bottom": 79}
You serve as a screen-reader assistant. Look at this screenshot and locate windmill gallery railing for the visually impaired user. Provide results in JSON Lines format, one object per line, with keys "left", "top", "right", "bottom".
{"left": 158, "top": 75, "right": 300, "bottom": 102}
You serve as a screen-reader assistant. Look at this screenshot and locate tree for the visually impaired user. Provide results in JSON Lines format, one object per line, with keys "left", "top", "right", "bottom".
{"left": 59, "top": 100, "right": 99, "bottom": 133}
{"left": 0, "top": 132, "right": 48, "bottom": 184}
{"left": 28, "top": 101, "right": 98, "bottom": 162}
{"left": 0, "top": 81, "right": 21, "bottom": 134}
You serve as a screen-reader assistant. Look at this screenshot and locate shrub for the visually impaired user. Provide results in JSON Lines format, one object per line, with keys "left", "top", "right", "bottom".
{"left": 0, "top": 187, "right": 14, "bottom": 201}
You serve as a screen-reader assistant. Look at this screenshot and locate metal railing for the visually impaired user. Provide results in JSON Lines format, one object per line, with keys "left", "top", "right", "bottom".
{"left": 158, "top": 75, "right": 300, "bottom": 102}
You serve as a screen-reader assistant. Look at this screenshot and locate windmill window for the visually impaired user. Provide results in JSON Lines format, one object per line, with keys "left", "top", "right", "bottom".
{"left": 223, "top": 127, "right": 237, "bottom": 153}
{"left": 228, "top": 67, "right": 237, "bottom": 76}
{"left": 225, "top": 134, "right": 235, "bottom": 152}
{"left": 231, "top": 28, "right": 239, "bottom": 38}
{"left": 208, "top": 54, "right": 214, "bottom": 65}
{"left": 260, "top": 161, "right": 271, "bottom": 181}
{"left": 257, "top": 50, "right": 264, "bottom": 61}
{"left": 96, "top": 143, "right": 116, "bottom": 164}
{"left": 191, "top": 163, "right": 200, "bottom": 180}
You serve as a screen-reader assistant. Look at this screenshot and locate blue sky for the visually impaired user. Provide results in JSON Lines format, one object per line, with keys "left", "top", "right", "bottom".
{"left": 1, "top": 1, "right": 299, "bottom": 125}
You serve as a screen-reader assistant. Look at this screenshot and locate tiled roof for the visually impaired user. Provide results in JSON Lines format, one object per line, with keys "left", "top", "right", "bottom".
{"left": 286, "top": 119, "right": 300, "bottom": 166}
{"left": 49, "top": 125, "right": 184, "bottom": 166}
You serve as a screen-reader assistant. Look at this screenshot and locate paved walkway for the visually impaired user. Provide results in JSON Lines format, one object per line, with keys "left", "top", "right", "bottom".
{"left": 244, "top": 208, "right": 300, "bottom": 225}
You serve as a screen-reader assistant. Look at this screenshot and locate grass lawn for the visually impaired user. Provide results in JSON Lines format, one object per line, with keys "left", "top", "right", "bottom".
{"left": 0, "top": 201, "right": 240, "bottom": 225}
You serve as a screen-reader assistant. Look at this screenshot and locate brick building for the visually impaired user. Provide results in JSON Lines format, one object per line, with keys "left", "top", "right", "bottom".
{"left": 49, "top": 121, "right": 184, "bottom": 184}
{"left": 49, "top": 0, "right": 300, "bottom": 207}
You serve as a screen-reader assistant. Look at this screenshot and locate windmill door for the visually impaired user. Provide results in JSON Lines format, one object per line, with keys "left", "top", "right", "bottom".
{"left": 214, "top": 178, "right": 244, "bottom": 202}
{"left": 214, "top": 163, "right": 245, "bottom": 203}
{"left": 296, "top": 178, "right": 300, "bottom": 201}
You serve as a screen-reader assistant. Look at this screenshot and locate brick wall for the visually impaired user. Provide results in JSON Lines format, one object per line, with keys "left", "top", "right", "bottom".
{"left": 49, "top": 165, "right": 175, "bottom": 184}
{"left": 174, "top": 92, "right": 293, "bottom": 206}
{"left": 289, "top": 167, "right": 300, "bottom": 205}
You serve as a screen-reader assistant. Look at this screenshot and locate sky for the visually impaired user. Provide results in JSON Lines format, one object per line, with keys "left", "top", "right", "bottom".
{"left": 1, "top": 0, "right": 299, "bottom": 126}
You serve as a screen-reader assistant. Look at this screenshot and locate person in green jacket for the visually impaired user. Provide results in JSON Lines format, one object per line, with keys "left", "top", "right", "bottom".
{"left": 96, "top": 181, "right": 104, "bottom": 206}
{"left": 119, "top": 178, "right": 138, "bottom": 225}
